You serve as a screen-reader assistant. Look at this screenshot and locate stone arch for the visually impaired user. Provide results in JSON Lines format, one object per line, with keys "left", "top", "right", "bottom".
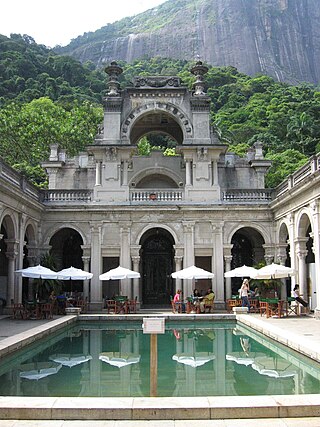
{"left": 130, "top": 166, "right": 182, "bottom": 188}
{"left": 296, "top": 209, "right": 313, "bottom": 238}
{"left": 42, "top": 224, "right": 87, "bottom": 247}
{"left": 121, "top": 102, "right": 193, "bottom": 144}
{"left": 225, "top": 223, "right": 270, "bottom": 246}
{"left": 135, "top": 223, "right": 178, "bottom": 246}
{"left": 277, "top": 220, "right": 290, "bottom": 244}
{"left": 0, "top": 211, "right": 17, "bottom": 239}
{"left": 25, "top": 221, "right": 37, "bottom": 246}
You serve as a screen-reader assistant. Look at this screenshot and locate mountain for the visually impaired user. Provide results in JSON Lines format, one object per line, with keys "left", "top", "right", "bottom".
{"left": 55, "top": 0, "right": 320, "bottom": 85}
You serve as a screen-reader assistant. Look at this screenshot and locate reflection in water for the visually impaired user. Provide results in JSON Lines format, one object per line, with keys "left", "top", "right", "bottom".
{"left": 0, "top": 322, "right": 319, "bottom": 397}
{"left": 99, "top": 352, "right": 141, "bottom": 368}
{"left": 49, "top": 354, "right": 92, "bottom": 368}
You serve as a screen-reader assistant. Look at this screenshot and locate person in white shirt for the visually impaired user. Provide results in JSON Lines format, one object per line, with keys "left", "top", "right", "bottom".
{"left": 239, "top": 279, "right": 250, "bottom": 312}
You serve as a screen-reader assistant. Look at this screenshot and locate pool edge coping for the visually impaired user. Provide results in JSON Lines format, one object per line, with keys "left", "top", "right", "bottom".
{"left": 0, "top": 313, "right": 319, "bottom": 420}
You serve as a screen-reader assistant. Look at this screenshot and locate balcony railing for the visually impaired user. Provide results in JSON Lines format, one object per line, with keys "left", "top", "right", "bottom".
{"left": 130, "top": 189, "right": 183, "bottom": 202}
{"left": 41, "top": 190, "right": 92, "bottom": 203}
{"left": 222, "top": 189, "right": 273, "bottom": 203}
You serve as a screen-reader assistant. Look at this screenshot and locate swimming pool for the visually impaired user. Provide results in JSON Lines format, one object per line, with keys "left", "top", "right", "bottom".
{"left": 0, "top": 319, "right": 319, "bottom": 398}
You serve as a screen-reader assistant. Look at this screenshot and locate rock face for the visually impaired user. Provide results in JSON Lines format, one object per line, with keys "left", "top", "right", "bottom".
{"left": 56, "top": 0, "right": 320, "bottom": 84}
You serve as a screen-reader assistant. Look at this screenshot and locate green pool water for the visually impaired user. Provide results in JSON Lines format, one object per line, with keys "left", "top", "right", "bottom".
{"left": 0, "top": 320, "right": 319, "bottom": 397}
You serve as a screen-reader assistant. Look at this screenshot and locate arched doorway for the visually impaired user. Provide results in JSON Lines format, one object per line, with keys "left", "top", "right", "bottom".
{"left": 140, "top": 228, "right": 174, "bottom": 307}
{"left": 230, "top": 227, "right": 265, "bottom": 294}
{"left": 49, "top": 228, "right": 84, "bottom": 293}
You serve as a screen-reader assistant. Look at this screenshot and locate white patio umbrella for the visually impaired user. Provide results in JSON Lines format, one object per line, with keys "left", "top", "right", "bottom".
{"left": 56, "top": 266, "right": 93, "bottom": 294}
{"left": 251, "top": 356, "right": 297, "bottom": 379}
{"left": 99, "top": 266, "right": 140, "bottom": 280}
{"left": 171, "top": 265, "right": 214, "bottom": 280}
{"left": 226, "top": 352, "right": 265, "bottom": 367}
{"left": 250, "top": 263, "right": 297, "bottom": 279}
{"left": 224, "top": 265, "right": 257, "bottom": 278}
{"left": 15, "top": 264, "right": 58, "bottom": 279}
{"left": 49, "top": 353, "right": 92, "bottom": 368}
{"left": 99, "top": 352, "right": 141, "bottom": 368}
{"left": 172, "top": 352, "right": 215, "bottom": 368}
{"left": 56, "top": 266, "right": 93, "bottom": 281}
{"left": 19, "top": 362, "right": 62, "bottom": 380}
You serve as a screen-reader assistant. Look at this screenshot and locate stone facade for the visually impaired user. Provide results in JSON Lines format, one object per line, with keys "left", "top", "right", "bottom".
{"left": 1, "top": 62, "right": 320, "bottom": 316}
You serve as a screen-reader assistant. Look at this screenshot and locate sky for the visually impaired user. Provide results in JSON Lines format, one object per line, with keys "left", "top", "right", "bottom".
{"left": 1, "top": 0, "right": 166, "bottom": 48}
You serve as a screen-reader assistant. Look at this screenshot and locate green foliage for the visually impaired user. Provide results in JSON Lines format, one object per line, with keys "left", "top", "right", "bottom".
{"left": 265, "top": 150, "right": 308, "bottom": 188}
{"left": 0, "top": 36, "right": 319, "bottom": 188}
{"left": 0, "top": 97, "right": 103, "bottom": 186}
{"left": 0, "top": 34, "right": 106, "bottom": 105}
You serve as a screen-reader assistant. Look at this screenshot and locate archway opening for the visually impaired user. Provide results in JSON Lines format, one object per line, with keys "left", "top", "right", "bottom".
{"left": 230, "top": 227, "right": 265, "bottom": 294}
{"left": 131, "top": 112, "right": 183, "bottom": 146}
{"left": 139, "top": 228, "right": 175, "bottom": 307}
{"left": 49, "top": 228, "right": 84, "bottom": 293}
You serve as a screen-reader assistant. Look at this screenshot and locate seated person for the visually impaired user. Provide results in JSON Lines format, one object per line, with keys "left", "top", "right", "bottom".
{"left": 200, "top": 288, "right": 215, "bottom": 312}
{"left": 192, "top": 288, "right": 202, "bottom": 306}
{"left": 173, "top": 289, "right": 185, "bottom": 313}
{"left": 292, "top": 285, "right": 308, "bottom": 307}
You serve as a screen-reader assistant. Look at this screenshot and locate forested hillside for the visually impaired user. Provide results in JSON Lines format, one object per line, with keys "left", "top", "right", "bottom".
{"left": 0, "top": 35, "right": 319, "bottom": 188}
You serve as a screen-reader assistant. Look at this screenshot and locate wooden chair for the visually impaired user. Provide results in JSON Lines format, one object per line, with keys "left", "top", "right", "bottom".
{"left": 127, "top": 299, "right": 137, "bottom": 313}
{"left": 267, "top": 299, "right": 285, "bottom": 318}
{"left": 204, "top": 300, "right": 214, "bottom": 313}
{"left": 12, "top": 303, "right": 28, "bottom": 320}
{"left": 40, "top": 303, "right": 53, "bottom": 319}
{"left": 259, "top": 299, "right": 269, "bottom": 317}
{"left": 248, "top": 298, "right": 259, "bottom": 313}
{"left": 106, "top": 300, "right": 117, "bottom": 314}
{"left": 76, "top": 299, "right": 88, "bottom": 313}
{"left": 226, "top": 298, "right": 241, "bottom": 312}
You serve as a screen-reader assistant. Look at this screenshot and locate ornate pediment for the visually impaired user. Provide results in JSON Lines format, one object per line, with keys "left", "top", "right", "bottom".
{"left": 133, "top": 76, "right": 181, "bottom": 88}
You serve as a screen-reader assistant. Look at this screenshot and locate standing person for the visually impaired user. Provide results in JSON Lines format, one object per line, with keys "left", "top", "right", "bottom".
{"left": 292, "top": 285, "right": 308, "bottom": 307}
{"left": 240, "top": 279, "right": 250, "bottom": 312}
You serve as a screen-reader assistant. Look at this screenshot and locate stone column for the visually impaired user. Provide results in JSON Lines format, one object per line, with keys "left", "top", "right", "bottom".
{"left": 81, "top": 245, "right": 91, "bottom": 301}
{"left": 95, "top": 161, "right": 102, "bottom": 186}
{"left": 287, "top": 213, "right": 298, "bottom": 288}
{"left": 122, "top": 160, "right": 128, "bottom": 186}
{"left": 310, "top": 201, "right": 320, "bottom": 318}
{"left": 295, "top": 238, "right": 308, "bottom": 302}
{"left": 223, "top": 248, "right": 233, "bottom": 300}
{"left": 276, "top": 245, "right": 289, "bottom": 300}
{"left": 182, "top": 222, "right": 195, "bottom": 297}
{"left": 5, "top": 240, "right": 19, "bottom": 305}
{"left": 132, "top": 255, "right": 140, "bottom": 301}
{"left": 17, "top": 213, "right": 27, "bottom": 303}
{"left": 185, "top": 160, "right": 192, "bottom": 186}
{"left": 120, "top": 223, "right": 131, "bottom": 297}
{"left": 174, "top": 255, "right": 183, "bottom": 294}
{"left": 212, "top": 159, "right": 218, "bottom": 185}
{"left": 263, "top": 244, "right": 275, "bottom": 265}
{"left": 211, "top": 223, "right": 224, "bottom": 304}
{"left": 89, "top": 223, "right": 102, "bottom": 311}
{"left": 26, "top": 246, "right": 37, "bottom": 300}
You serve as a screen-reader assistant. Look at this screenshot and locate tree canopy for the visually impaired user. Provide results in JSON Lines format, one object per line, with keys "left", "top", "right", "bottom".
{"left": 0, "top": 33, "right": 319, "bottom": 187}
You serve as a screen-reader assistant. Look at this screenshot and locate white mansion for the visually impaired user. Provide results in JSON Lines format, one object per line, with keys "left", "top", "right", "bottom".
{"left": 1, "top": 62, "right": 320, "bottom": 317}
